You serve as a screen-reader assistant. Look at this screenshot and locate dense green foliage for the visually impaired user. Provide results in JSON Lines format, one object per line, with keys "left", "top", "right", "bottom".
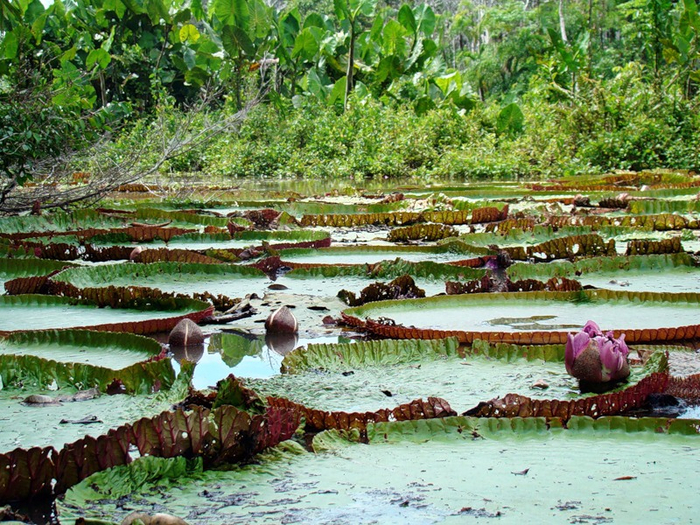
{"left": 1, "top": 0, "right": 699, "bottom": 188}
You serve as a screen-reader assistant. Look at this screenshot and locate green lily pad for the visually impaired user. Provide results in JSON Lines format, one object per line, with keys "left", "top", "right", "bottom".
{"left": 0, "top": 258, "right": 73, "bottom": 291}
{"left": 0, "top": 329, "right": 162, "bottom": 370}
{"left": 281, "top": 338, "right": 461, "bottom": 373}
{"left": 343, "top": 290, "right": 700, "bottom": 344}
{"left": 0, "top": 294, "right": 211, "bottom": 335}
{"left": 53, "top": 262, "right": 267, "bottom": 298}
{"left": 59, "top": 416, "right": 700, "bottom": 524}
{"left": 254, "top": 338, "right": 657, "bottom": 414}
{"left": 279, "top": 244, "right": 486, "bottom": 266}
{"left": 0, "top": 210, "right": 125, "bottom": 236}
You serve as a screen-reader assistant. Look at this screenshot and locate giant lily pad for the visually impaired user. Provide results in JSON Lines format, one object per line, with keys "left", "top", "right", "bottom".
{"left": 0, "top": 381, "right": 299, "bottom": 503}
{"left": 342, "top": 290, "right": 700, "bottom": 344}
{"left": 0, "top": 329, "right": 162, "bottom": 371}
{"left": 53, "top": 262, "right": 267, "bottom": 298}
{"left": 0, "top": 258, "right": 72, "bottom": 291}
{"left": 0, "top": 210, "right": 125, "bottom": 236}
{"left": 0, "top": 329, "right": 173, "bottom": 395}
{"left": 0, "top": 294, "right": 212, "bottom": 335}
{"left": 278, "top": 244, "right": 487, "bottom": 266}
{"left": 0, "top": 362, "right": 192, "bottom": 462}
{"left": 509, "top": 253, "right": 700, "bottom": 293}
{"left": 255, "top": 338, "right": 661, "bottom": 415}
{"left": 59, "top": 415, "right": 700, "bottom": 524}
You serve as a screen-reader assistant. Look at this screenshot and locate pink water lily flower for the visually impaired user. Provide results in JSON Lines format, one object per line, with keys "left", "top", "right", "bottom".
{"left": 565, "top": 321, "right": 630, "bottom": 383}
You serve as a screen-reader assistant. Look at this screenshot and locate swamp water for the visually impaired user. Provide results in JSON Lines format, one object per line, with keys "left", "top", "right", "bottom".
{"left": 3, "top": 176, "right": 700, "bottom": 524}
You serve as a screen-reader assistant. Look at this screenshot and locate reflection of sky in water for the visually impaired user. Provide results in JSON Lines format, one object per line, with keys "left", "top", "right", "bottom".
{"left": 171, "top": 334, "right": 346, "bottom": 390}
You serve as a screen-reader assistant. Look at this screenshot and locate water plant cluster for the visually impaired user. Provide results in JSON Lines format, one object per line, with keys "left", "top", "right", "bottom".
{"left": 1, "top": 171, "right": 700, "bottom": 522}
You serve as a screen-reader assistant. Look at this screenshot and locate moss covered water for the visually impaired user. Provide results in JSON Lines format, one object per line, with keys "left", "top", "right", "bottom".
{"left": 4, "top": 176, "right": 700, "bottom": 521}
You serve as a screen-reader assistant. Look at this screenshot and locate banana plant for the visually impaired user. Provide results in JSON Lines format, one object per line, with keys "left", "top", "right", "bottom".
{"left": 210, "top": 0, "right": 275, "bottom": 107}
{"left": 662, "top": 0, "right": 700, "bottom": 98}
{"left": 333, "top": 0, "right": 376, "bottom": 109}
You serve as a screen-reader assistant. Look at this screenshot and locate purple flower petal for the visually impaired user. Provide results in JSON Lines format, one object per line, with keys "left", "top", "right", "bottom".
{"left": 616, "top": 333, "right": 629, "bottom": 356}
{"left": 582, "top": 320, "right": 602, "bottom": 337}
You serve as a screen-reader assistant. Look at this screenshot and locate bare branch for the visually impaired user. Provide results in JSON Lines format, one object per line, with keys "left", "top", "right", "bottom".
{"left": 0, "top": 85, "right": 262, "bottom": 215}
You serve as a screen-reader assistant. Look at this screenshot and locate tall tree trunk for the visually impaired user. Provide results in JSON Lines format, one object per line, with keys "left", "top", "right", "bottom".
{"left": 587, "top": 0, "right": 594, "bottom": 74}
{"left": 344, "top": 21, "right": 356, "bottom": 111}
{"left": 559, "top": 0, "right": 568, "bottom": 43}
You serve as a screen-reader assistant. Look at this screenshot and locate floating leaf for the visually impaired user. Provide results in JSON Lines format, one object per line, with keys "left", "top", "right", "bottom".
{"left": 281, "top": 337, "right": 461, "bottom": 373}
{"left": 0, "top": 329, "right": 173, "bottom": 393}
{"left": 463, "top": 372, "right": 668, "bottom": 420}
{"left": 267, "top": 396, "right": 456, "bottom": 438}
{"left": 338, "top": 274, "right": 425, "bottom": 306}
{"left": 343, "top": 290, "right": 700, "bottom": 344}
{"left": 388, "top": 223, "right": 458, "bottom": 242}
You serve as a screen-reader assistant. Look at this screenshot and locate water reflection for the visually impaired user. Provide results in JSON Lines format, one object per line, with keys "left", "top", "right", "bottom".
{"left": 169, "top": 343, "right": 205, "bottom": 364}
{"left": 265, "top": 333, "right": 299, "bottom": 356}
{"left": 170, "top": 331, "right": 342, "bottom": 390}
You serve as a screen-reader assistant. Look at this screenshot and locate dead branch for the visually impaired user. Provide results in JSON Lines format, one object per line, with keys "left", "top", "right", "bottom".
{"left": 0, "top": 85, "right": 263, "bottom": 215}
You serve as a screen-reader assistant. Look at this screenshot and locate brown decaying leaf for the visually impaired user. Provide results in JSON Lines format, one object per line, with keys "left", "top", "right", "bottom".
{"left": 446, "top": 276, "right": 581, "bottom": 295}
{"left": 626, "top": 237, "right": 682, "bottom": 256}
{"left": 339, "top": 274, "right": 426, "bottom": 306}
{"left": 471, "top": 204, "right": 509, "bottom": 224}
{"left": 0, "top": 225, "right": 196, "bottom": 244}
{"left": 387, "top": 223, "right": 458, "bottom": 243}
{"left": 137, "top": 248, "right": 224, "bottom": 265}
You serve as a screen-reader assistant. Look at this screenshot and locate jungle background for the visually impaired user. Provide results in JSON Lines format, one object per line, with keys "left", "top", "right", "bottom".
{"left": 1, "top": 0, "right": 699, "bottom": 212}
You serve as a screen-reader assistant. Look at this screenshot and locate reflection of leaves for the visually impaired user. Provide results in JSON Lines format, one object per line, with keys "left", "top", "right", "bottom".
{"left": 210, "top": 332, "right": 264, "bottom": 368}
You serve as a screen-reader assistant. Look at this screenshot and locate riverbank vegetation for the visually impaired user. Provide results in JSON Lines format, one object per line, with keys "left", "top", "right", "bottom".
{"left": 1, "top": 0, "right": 699, "bottom": 208}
